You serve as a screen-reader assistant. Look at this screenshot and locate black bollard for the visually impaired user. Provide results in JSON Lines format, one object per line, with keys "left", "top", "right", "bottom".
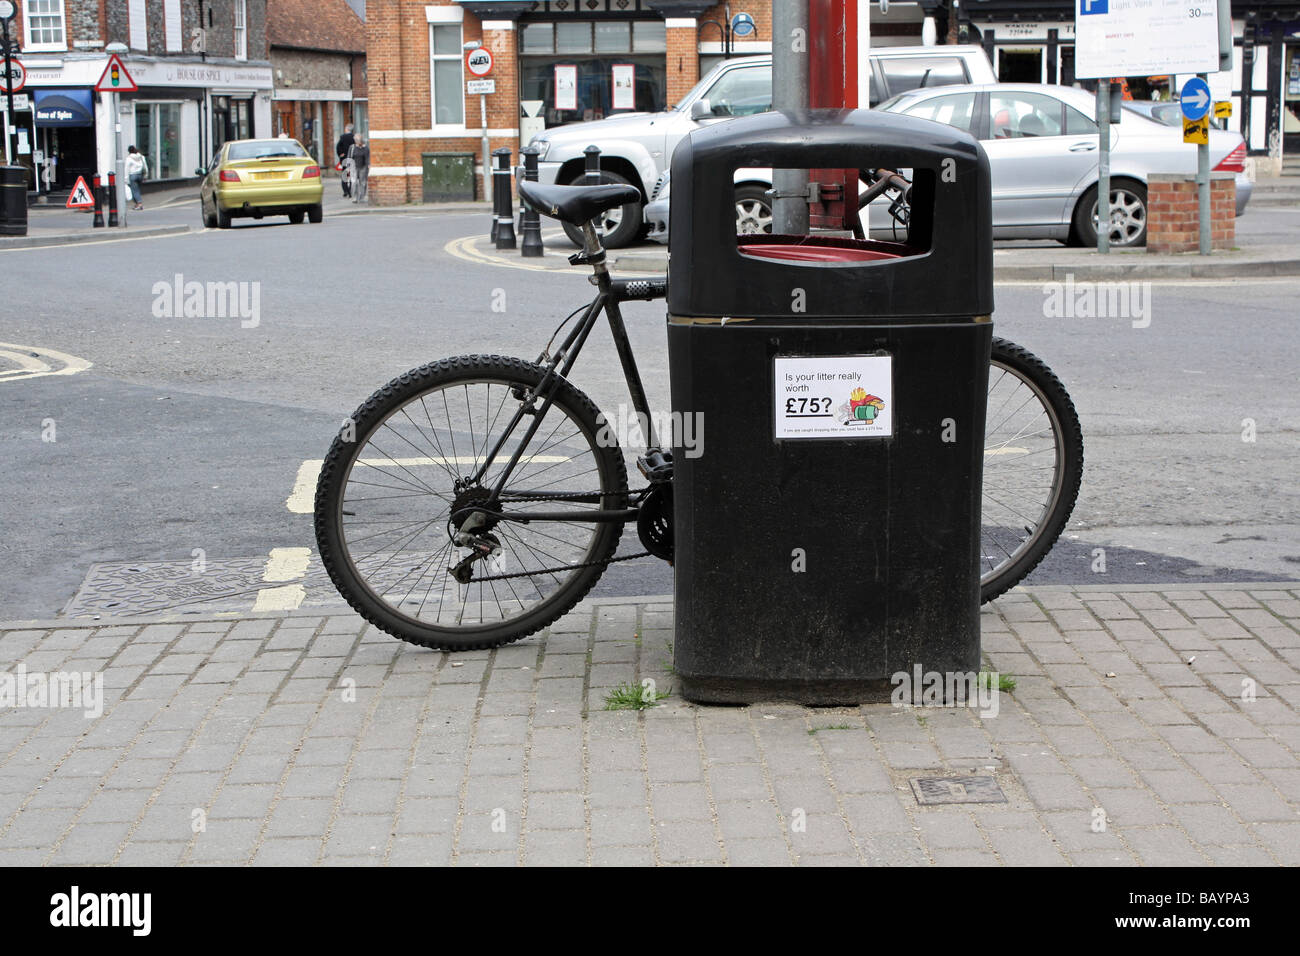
{"left": 107, "top": 171, "right": 119, "bottom": 227}
{"left": 92, "top": 174, "right": 104, "bottom": 228}
{"left": 493, "top": 147, "right": 516, "bottom": 250}
{"left": 519, "top": 146, "right": 543, "bottom": 258}
{"left": 583, "top": 144, "right": 601, "bottom": 184}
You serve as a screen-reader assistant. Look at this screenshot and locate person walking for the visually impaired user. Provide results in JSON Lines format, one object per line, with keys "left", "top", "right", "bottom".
{"left": 349, "top": 136, "right": 370, "bottom": 204}
{"left": 335, "top": 123, "right": 355, "bottom": 199}
{"left": 125, "top": 146, "right": 148, "bottom": 210}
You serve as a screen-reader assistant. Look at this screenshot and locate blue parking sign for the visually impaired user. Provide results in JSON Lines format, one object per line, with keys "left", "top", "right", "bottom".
{"left": 1080, "top": 0, "right": 1108, "bottom": 14}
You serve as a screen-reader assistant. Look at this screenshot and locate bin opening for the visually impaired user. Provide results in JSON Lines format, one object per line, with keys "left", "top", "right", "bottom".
{"left": 738, "top": 234, "right": 918, "bottom": 264}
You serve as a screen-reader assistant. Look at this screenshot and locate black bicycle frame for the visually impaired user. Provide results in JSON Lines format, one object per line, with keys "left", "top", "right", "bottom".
{"left": 460, "top": 266, "right": 668, "bottom": 527}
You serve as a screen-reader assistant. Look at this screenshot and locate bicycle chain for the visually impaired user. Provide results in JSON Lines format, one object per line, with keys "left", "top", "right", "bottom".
{"left": 459, "top": 485, "right": 655, "bottom": 581}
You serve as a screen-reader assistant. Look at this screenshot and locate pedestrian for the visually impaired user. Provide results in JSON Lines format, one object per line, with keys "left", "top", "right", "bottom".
{"left": 335, "top": 123, "right": 355, "bottom": 198}
{"left": 349, "top": 136, "right": 370, "bottom": 204}
{"left": 125, "top": 145, "right": 147, "bottom": 210}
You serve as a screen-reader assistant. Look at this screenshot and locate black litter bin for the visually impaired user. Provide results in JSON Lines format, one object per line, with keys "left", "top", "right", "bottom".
{"left": 667, "top": 109, "right": 993, "bottom": 705}
{"left": 0, "top": 166, "right": 28, "bottom": 237}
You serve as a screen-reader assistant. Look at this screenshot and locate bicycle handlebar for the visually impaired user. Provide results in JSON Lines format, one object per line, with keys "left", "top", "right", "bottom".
{"left": 611, "top": 276, "right": 668, "bottom": 302}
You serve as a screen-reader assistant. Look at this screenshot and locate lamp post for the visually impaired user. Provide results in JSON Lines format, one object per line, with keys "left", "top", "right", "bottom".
{"left": 0, "top": 0, "right": 18, "bottom": 166}
{"left": 698, "top": 6, "right": 757, "bottom": 60}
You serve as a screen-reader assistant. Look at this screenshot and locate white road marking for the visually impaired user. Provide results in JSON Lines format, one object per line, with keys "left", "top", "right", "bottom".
{"left": 0, "top": 343, "right": 93, "bottom": 383}
{"left": 252, "top": 546, "right": 312, "bottom": 611}
{"left": 286, "top": 455, "right": 570, "bottom": 514}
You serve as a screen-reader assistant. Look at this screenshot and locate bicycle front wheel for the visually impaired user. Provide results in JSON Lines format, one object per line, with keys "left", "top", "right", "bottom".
{"left": 981, "top": 338, "right": 1083, "bottom": 603}
{"left": 314, "top": 355, "right": 628, "bottom": 650}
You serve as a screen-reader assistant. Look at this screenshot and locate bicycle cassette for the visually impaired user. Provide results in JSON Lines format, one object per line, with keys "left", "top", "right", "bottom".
{"left": 636, "top": 484, "right": 673, "bottom": 562}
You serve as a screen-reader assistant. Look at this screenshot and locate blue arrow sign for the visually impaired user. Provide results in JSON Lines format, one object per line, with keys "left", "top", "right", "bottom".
{"left": 1180, "top": 77, "right": 1211, "bottom": 121}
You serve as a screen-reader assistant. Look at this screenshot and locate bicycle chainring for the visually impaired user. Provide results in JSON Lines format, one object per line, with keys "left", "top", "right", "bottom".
{"left": 636, "top": 483, "right": 673, "bottom": 562}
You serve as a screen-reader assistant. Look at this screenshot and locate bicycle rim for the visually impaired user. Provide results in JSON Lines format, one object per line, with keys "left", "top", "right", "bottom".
{"left": 332, "top": 373, "right": 620, "bottom": 635}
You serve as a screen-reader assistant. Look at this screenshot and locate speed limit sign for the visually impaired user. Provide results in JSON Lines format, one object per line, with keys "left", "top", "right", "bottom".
{"left": 1, "top": 59, "right": 25, "bottom": 94}
{"left": 465, "top": 47, "right": 493, "bottom": 77}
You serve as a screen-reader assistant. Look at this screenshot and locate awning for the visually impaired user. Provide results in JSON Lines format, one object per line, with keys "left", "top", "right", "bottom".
{"left": 34, "top": 89, "right": 95, "bottom": 128}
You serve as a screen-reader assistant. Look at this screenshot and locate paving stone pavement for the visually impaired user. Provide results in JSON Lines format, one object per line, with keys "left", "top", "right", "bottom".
{"left": 1, "top": 583, "right": 1298, "bottom": 866}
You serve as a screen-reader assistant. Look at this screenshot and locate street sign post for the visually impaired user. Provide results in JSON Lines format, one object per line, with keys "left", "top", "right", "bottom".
{"left": 1179, "top": 75, "right": 1213, "bottom": 253}
{"left": 96, "top": 52, "right": 135, "bottom": 227}
{"left": 1, "top": 58, "right": 24, "bottom": 92}
{"left": 0, "top": 0, "right": 21, "bottom": 167}
{"left": 465, "top": 45, "right": 494, "bottom": 205}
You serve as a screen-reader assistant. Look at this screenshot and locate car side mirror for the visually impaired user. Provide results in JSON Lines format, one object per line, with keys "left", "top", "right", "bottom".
{"left": 195, "top": 167, "right": 206, "bottom": 176}
{"left": 689, "top": 99, "right": 712, "bottom": 121}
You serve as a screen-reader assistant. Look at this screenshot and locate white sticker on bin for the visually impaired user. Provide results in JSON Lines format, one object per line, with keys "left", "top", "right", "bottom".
{"left": 774, "top": 355, "right": 893, "bottom": 439}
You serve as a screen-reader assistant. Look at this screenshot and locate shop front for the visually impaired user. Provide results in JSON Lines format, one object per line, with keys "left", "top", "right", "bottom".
{"left": 32, "top": 87, "right": 95, "bottom": 193}
{"left": 0, "top": 91, "right": 37, "bottom": 190}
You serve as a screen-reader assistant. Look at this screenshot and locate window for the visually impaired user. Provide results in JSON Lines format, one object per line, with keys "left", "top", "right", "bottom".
{"left": 878, "top": 57, "right": 968, "bottom": 97}
{"left": 903, "top": 92, "right": 977, "bottom": 133}
{"left": 227, "top": 140, "right": 309, "bottom": 160}
{"left": 234, "top": 0, "right": 247, "bottom": 60}
{"left": 132, "top": 102, "right": 184, "bottom": 179}
{"left": 428, "top": 13, "right": 464, "bottom": 126}
{"left": 701, "top": 66, "right": 771, "bottom": 117}
{"left": 129, "top": 0, "right": 147, "bottom": 50}
{"left": 1065, "top": 105, "right": 1098, "bottom": 134}
{"left": 987, "top": 92, "right": 1066, "bottom": 139}
{"left": 164, "top": 0, "right": 183, "bottom": 53}
{"left": 24, "top": 0, "right": 67, "bottom": 51}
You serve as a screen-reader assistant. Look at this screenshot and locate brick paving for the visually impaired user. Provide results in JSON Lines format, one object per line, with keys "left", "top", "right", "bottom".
{"left": 1, "top": 583, "right": 1297, "bottom": 866}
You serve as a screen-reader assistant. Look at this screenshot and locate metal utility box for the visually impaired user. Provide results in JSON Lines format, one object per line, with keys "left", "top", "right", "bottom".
{"left": 421, "top": 152, "right": 476, "bottom": 202}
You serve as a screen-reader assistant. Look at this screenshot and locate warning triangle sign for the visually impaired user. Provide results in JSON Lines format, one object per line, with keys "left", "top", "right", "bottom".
{"left": 66, "top": 176, "right": 95, "bottom": 209}
{"left": 94, "top": 54, "right": 137, "bottom": 93}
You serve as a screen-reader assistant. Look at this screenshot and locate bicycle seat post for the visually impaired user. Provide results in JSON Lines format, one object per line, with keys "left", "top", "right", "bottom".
{"left": 569, "top": 221, "right": 609, "bottom": 283}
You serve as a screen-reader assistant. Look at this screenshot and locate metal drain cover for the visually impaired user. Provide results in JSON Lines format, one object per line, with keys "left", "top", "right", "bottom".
{"left": 910, "top": 775, "right": 1007, "bottom": 806}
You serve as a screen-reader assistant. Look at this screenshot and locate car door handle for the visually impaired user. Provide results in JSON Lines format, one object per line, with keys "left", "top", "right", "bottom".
{"left": 1069, "top": 142, "right": 1098, "bottom": 152}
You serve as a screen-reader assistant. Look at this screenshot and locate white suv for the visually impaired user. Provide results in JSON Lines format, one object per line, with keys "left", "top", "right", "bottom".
{"left": 526, "top": 45, "right": 997, "bottom": 247}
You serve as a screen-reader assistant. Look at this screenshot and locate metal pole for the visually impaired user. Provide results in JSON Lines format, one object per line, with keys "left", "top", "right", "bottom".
{"left": 113, "top": 90, "right": 126, "bottom": 226}
{"left": 493, "top": 146, "right": 515, "bottom": 250}
{"left": 1096, "top": 81, "right": 1110, "bottom": 254}
{"left": 2, "top": 19, "right": 16, "bottom": 166}
{"left": 773, "top": 0, "right": 810, "bottom": 235}
{"left": 480, "top": 93, "right": 491, "bottom": 206}
{"left": 520, "top": 145, "right": 544, "bottom": 257}
{"left": 1197, "top": 71, "right": 1211, "bottom": 256}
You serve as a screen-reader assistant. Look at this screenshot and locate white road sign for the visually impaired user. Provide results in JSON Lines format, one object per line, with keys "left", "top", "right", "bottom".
{"left": 1075, "top": 0, "right": 1219, "bottom": 79}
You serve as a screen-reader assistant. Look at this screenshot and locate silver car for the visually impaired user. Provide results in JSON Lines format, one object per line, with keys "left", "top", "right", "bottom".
{"left": 646, "top": 83, "right": 1251, "bottom": 247}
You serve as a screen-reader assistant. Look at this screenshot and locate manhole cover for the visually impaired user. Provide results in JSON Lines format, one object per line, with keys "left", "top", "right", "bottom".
{"left": 909, "top": 775, "right": 1007, "bottom": 806}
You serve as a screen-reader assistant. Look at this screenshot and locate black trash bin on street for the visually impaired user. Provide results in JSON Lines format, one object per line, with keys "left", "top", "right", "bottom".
{"left": 0, "top": 166, "right": 28, "bottom": 237}
{"left": 667, "top": 109, "right": 993, "bottom": 705}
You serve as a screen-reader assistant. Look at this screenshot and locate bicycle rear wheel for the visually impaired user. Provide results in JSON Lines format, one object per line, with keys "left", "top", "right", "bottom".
{"left": 981, "top": 338, "right": 1083, "bottom": 603}
{"left": 314, "top": 355, "right": 627, "bottom": 650}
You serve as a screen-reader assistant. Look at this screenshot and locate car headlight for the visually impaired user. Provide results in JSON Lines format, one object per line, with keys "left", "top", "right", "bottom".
{"left": 530, "top": 138, "right": 551, "bottom": 161}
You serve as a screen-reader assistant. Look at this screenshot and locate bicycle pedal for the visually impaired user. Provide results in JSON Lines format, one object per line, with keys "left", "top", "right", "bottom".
{"left": 636, "top": 449, "right": 674, "bottom": 482}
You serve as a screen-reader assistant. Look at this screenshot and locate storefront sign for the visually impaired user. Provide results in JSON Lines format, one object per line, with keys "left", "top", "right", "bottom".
{"left": 1075, "top": 0, "right": 1219, "bottom": 79}
{"left": 34, "top": 88, "right": 94, "bottom": 127}
{"left": 554, "top": 65, "right": 577, "bottom": 111}
{"left": 612, "top": 64, "right": 635, "bottom": 110}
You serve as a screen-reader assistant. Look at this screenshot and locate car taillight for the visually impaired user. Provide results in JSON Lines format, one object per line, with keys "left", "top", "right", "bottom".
{"left": 219, "top": 169, "right": 240, "bottom": 182}
{"left": 303, "top": 165, "right": 320, "bottom": 178}
{"left": 1214, "top": 142, "right": 1246, "bottom": 173}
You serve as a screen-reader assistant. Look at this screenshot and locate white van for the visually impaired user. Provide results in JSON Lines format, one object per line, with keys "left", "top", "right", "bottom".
{"left": 528, "top": 46, "right": 997, "bottom": 247}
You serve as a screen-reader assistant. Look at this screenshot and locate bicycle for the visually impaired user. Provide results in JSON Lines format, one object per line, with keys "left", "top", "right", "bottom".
{"left": 314, "top": 174, "right": 1083, "bottom": 650}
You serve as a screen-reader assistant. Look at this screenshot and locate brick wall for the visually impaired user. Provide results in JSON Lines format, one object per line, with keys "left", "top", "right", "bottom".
{"left": 1147, "top": 173, "right": 1235, "bottom": 254}
{"left": 665, "top": 24, "right": 699, "bottom": 106}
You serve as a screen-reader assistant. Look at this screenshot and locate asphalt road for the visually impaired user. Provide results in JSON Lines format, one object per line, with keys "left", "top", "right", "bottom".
{"left": 1, "top": 202, "right": 1297, "bottom": 620}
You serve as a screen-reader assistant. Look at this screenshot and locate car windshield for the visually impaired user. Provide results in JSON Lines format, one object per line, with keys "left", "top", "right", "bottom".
{"left": 227, "top": 141, "right": 309, "bottom": 161}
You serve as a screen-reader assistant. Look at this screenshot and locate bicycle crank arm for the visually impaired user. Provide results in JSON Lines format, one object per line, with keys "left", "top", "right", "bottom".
{"left": 457, "top": 506, "right": 640, "bottom": 525}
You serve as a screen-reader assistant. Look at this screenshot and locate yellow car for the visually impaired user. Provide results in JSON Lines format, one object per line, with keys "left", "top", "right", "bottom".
{"left": 198, "top": 138, "right": 324, "bottom": 228}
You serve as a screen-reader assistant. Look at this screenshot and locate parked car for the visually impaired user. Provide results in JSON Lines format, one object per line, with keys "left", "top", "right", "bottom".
{"left": 646, "top": 83, "right": 1251, "bottom": 247}
{"left": 198, "top": 138, "right": 324, "bottom": 229}
{"left": 1124, "top": 100, "right": 1252, "bottom": 214}
{"left": 528, "top": 45, "right": 997, "bottom": 247}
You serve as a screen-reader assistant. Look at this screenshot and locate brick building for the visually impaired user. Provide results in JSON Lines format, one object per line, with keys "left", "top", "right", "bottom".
{"left": 269, "top": 0, "right": 367, "bottom": 168}
{"left": 364, "top": 0, "right": 778, "bottom": 205}
{"left": 2, "top": 0, "right": 272, "bottom": 197}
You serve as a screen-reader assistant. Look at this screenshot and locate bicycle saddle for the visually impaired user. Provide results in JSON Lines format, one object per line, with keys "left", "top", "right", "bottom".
{"left": 518, "top": 180, "right": 639, "bottom": 226}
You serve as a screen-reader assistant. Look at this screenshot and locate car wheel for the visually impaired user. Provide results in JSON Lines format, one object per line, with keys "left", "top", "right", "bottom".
{"left": 289, "top": 210, "right": 305, "bottom": 224}
{"left": 217, "top": 205, "right": 232, "bottom": 229}
{"left": 202, "top": 197, "right": 217, "bottom": 229}
{"left": 561, "top": 171, "right": 642, "bottom": 249}
{"left": 1074, "top": 180, "right": 1147, "bottom": 248}
{"left": 308, "top": 203, "right": 323, "bottom": 224}
{"left": 735, "top": 185, "right": 773, "bottom": 235}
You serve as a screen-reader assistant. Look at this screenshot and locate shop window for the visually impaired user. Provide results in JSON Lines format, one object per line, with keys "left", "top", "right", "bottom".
{"left": 594, "top": 22, "right": 630, "bottom": 53}
{"left": 132, "top": 102, "right": 183, "bottom": 180}
{"left": 24, "top": 0, "right": 67, "bottom": 52}
{"left": 522, "top": 23, "right": 553, "bottom": 53}
{"left": 430, "top": 22, "right": 465, "bottom": 125}
{"left": 556, "top": 22, "right": 592, "bottom": 54}
{"left": 632, "top": 21, "right": 666, "bottom": 53}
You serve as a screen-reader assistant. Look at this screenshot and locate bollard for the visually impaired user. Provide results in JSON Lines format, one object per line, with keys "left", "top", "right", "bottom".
{"left": 107, "top": 171, "right": 119, "bottom": 227}
{"left": 92, "top": 174, "right": 105, "bottom": 228}
{"left": 583, "top": 144, "right": 601, "bottom": 184}
{"left": 493, "top": 147, "right": 516, "bottom": 250}
{"left": 519, "top": 146, "right": 544, "bottom": 258}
